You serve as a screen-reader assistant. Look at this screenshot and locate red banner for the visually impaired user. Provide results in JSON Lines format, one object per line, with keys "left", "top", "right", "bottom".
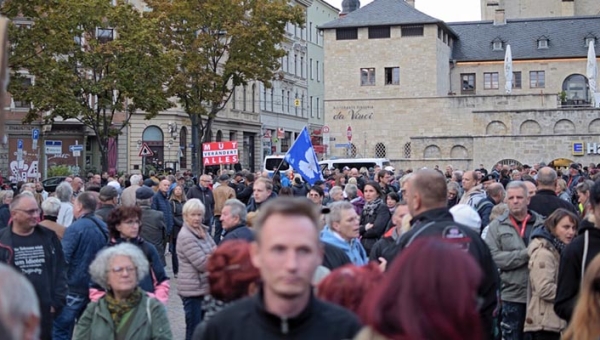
{"left": 202, "top": 141, "right": 239, "bottom": 165}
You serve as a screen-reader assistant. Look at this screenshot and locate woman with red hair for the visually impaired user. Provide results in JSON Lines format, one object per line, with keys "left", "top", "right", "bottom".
{"left": 317, "top": 262, "right": 382, "bottom": 321}
{"left": 356, "top": 237, "right": 484, "bottom": 340}
{"left": 201, "top": 240, "right": 260, "bottom": 322}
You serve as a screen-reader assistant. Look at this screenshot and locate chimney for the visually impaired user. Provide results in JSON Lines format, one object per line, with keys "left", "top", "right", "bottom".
{"left": 494, "top": 9, "right": 506, "bottom": 25}
{"left": 406, "top": 0, "right": 415, "bottom": 7}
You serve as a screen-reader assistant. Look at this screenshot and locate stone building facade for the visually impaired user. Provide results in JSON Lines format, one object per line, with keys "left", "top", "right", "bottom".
{"left": 320, "top": 0, "right": 600, "bottom": 170}
{"left": 481, "top": 0, "right": 600, "bottom": 21}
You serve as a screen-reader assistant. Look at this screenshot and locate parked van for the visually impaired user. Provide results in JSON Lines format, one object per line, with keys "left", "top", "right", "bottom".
{"left": 262, "top": 155, "right": 291, "bottom": 176}
{"left": 319, "top": 158, "right": 392, "bottom": 173}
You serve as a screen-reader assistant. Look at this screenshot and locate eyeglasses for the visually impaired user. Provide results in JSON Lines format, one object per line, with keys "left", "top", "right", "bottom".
{"left": 14, "top": 208, "right": 40, "bottom": 216}
{"left": 109, "top": 266, "right": 136, "bottom": 275}
{"left": 122, "top": 219, "right": 140, "bottom": 226}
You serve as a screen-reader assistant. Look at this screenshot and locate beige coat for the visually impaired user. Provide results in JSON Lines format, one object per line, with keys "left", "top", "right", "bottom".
{"left": 39, "top": 219, "right": 66, "bottom": 240}
{"left": 524, "top": 237, "right": 566, "bottom": 333}
{"left": 176, "top": 223, "right": 216, "bottom": 297}
{"left": 353, "top": 327, "right": 389, "bottom": 340}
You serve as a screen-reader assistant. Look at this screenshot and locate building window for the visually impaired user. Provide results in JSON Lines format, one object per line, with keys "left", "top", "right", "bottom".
{"left": 300, "top": 57, "right": 304, "bottom": 78}
{"left": 310, "top": 58, "right": 313, "bottom": 79}
{"left": 309, "top": 22, "right": 312, "bottom": 42}
{"left": 461, "top": 73, "right": 475, "bottom": 93}
{"left": 492, "top": 40, "right": 503, "bottom": 51}
{"left": 13, "top": 77, "right": 32, "bottom": 108}
{"left": 310, "top": 96, "right": 313, "bottom": 117}
{"left": 262, "top": 87, "right": 267, "bottom": 110}
{"left": 316, "top": 97, "right": 320, "bottom": 118}
{"left": 513, "top": 71, "right": 522, "bottom": 89}
{"left": 301, "top": 94, "right": 305, "bottom": 116}
{"left": 369, "top": 26, "right": 390, "bottom": 39}
{"left": 403, "top": 142, "right": 411, "bottom": 159}
{"left": 294, "top": 92, "right": 298, "bottom": 116}
{"left": 336, "top": 28, "right": 358, "bottom": 40}
{"left": 243, "top": 85, "right": 247, "bottom": 111}
{"left": 530, "top": 71, "right": 545, "bottom": 88}
{"left": 283, "top": 55, "right": 288, "bottom": 72}
{"left": 401, "top": 25, "right": 424, "bottom": 37}
{"left": 270, "top": 89, "right": 274, "bottom": 112}
{"left": 316, "top": 61, "right": 320, "bottom": 81}
{"left": 232, "top": 88, "right": 236, "bottom": 109}
{"left": 294, "top": 54, "right": 297, "bottom": 76}
{"left": 537, "top": 39, "right": 549, "bottom": 49}
{"left": 361, "top": 68, "right": 376, "bottom": 86}
{"left": 384, "top": 67, "right": 399, "bottom": 85}
{"left": 251, "top": 84, "right": 256, "bottom": 113}
{"left": 315, "top": 29, "right": 319, "bottom": 45}
{"left": 484, "top": 72, "right": 499, "bottom": 89}
{"left": 375, "top": 143, "right": 386, "bottom": 158}
{"left": 281, "top": 90, "right": 284, "bottom": 113}
{"left": 286, "top": 91, "right": 290, "bottom": 113}
{"left": 97, "top": 28, "right": 114, "bottom": 44}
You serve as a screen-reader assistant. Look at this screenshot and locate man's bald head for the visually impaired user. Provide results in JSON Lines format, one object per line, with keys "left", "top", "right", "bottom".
{"left": 487, "top": 182, "right": 506, "bottom": 203}
{"left": 536, "top": 167, "right": 557, "bottom": 188}
{"left": 462, "top": 170, "right": 479, "bottom": 191}
{"left": 409, "top": 169, "right": 448, "bottom": 211}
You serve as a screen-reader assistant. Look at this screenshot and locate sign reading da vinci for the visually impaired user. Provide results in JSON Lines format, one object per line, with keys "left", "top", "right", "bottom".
{"left": 332, "top": 106, "right": 374, "bottom": 120}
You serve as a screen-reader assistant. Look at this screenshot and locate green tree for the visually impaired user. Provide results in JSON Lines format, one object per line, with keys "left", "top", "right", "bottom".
{"left": 146, "top": 0, "right": 304, "bottom": 173}
{"left": 3, "top": 0, "right": 175, "bottom": 172}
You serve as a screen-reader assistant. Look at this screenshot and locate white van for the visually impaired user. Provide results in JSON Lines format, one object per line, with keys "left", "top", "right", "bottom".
{"left": 319, "top": 158, "right": 392, "bottom": 172}
{"left": 262, "top": 155, "right": 291, "bottom": 176}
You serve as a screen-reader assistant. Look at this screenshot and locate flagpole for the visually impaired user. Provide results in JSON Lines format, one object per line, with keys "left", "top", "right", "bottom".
{"left": 273, "top": 126, "right": 308, "bottom": 175}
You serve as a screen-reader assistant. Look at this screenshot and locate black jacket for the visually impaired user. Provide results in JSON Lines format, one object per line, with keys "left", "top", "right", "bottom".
{"left": 187, "top": 185, "right": 215, "bottom": 226}
{"left": 477, "top": 196, "right": 496, "bottom": 228}
{"left": 322, "top": 242, "right": 351, "bottom": 270}
{"left": 0, "top": 225, "right": 68, "bottom": 313}
{"left": 383, "top": 208, "right": 500, "bottom": 340}
{"left": 236, "top": 183, "right": 253, "bottom": 205}
{"left": 0, "top": 204, "right": 10, "bottom": 229}
{"left": 247, "top": 192, "right": 278, "bottom": 213}
{"left": 292, "top": 182, "right": 309, "bottom": 197}
{"left": 528, "top": 189, "right": 578, "bottom": 218}
{"left": 554, "top": 221, "right": 600, "bottom": 322}
{"left": 94, "top": 204, "right": 116, "bottom": 222}
{"left": 222, "top": 224, "right": 254, "bottom": 243}
{"left": 359, "top": 201, "right": 391, "bottom": 255}
{"left": 194, "top": 289, "right": 362, "bottom": 340}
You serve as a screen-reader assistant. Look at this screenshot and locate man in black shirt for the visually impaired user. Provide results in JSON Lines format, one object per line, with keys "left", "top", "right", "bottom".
{"left": 0, "top": 194, "right": 67, "bottom": 340}
{"left": 528, "top": 167, "right": 578, "bottom": 218}
{"left": 195, "top": 197, "right": 361, "bottom": 340}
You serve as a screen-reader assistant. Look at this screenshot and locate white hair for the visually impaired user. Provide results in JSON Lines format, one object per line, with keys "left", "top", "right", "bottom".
{"left": 55, "top": 182, "right": 73, "bottom": 202}
{"left": 0, "top": 263, "right": 40, "bottom": 340}
{"left": 183, "top": 198, "right": 206, "bottom": 218}
{"left": 89, "top": 243, "right": 149, "bottom": 291}
{"left": 41, "top": 197, "right": 61, "bottom": 217}
{"left": 130, "top": 174, "right": 142, "bottom": 186}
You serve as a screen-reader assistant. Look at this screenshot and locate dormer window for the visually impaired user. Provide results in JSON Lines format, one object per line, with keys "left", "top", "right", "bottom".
{"left": 585, "top": 36, "right": 596, "bottom": 47}
{"left": 537, "top": 38, "right": 549, "bottom": 49}
{"left": 492, "top": 40, "right": 503, "bottom": 51}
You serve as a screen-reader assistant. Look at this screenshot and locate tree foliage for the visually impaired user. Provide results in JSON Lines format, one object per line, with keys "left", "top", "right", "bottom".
{"left": 3, "top": 0, "right": 175, "bottom": 172}
{"left": 146, "top": 0, "right": 304, "bottom": 172}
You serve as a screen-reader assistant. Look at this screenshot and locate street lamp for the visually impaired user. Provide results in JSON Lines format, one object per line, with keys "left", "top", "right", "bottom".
{"left": 167, "top": 122, "right": 178, "bottom": 140}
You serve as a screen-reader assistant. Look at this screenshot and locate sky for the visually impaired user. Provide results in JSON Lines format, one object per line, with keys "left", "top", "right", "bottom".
{"left": 326, "top": 0, "right": 482, "bottom": 22}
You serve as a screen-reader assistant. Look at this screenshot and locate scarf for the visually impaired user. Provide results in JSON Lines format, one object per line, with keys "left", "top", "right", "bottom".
{"left": 363, "top": 198, "right": 382, "bottom": 217}
{"left": 105, "top": 287, "right": 143, "bottom": 329}
{"left": 550, "top": 235, "right": 567, "bottom": 255}
{"left": 44, "top": 215, "right": 58, "bottom": 222}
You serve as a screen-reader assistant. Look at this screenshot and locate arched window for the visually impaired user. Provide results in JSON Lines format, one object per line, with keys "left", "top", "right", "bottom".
{"left": 142, "top": 125, "right": 163, "bottom": 141}
{"left": 375, "top": 143, "right": 386, "bottom": 158}
{"left": 216, "top": 130, "right": 223, "bottom": 142}
{"left": 562, "top": 74, "right": 590, "bottom": 105}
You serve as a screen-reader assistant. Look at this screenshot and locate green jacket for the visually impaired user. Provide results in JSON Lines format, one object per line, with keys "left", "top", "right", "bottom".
{"left": 485, "top": 210, "right": 544, "bottom": 303}
{"left": 73, "top": 293, "right": 172, "bottom": 340}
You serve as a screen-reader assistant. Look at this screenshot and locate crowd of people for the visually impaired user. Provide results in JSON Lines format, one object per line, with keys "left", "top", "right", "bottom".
{"left": 0, "top": 161, "right": 600, "bottom": 339}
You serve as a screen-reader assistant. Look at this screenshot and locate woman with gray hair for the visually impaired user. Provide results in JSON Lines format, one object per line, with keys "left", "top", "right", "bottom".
{"left": 345, "top": 183, "right": 365, "bottom": 216}
{"left": 56, "top": 182, "right": 74, "bottom": 227}
{"left": 39, "top": 197, "right": 66, "bottom": 240}
{"left": 177, "top": 198, "right": 216, "bottom": 340}
{"left": 0, "top": 189, "right": 13, "bottom": 228}
{"left": 73, "top": 243, "right": 172, "bottom": 339}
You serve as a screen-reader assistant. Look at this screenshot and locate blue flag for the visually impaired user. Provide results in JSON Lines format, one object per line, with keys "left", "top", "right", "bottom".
{"left": 284, "top": 127, "right": 323, "bottom": 185}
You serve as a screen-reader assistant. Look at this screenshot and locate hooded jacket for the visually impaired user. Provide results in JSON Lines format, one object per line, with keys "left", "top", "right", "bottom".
{"left": 459, "top": 185, "right": 486, "bottom": 207}
{"left": 484, "top": 210, "right": 544, "bottom": 303}
{"left": 524, "top": 227, "right": 566, "bottom": 333}
{"left": 194, "top": 289, "right": 362, "bottom": 340}
{"left": 151, "top": 190, "right": 173, "bottom": 235}
{"left": 554, "top": 220, "right": 600, "bottom": 321}
{"left": 320, "top": 226, "right": 368, "bottom": 266}
{"left": 246, "top": 191, "right": 278, "bottom": 213}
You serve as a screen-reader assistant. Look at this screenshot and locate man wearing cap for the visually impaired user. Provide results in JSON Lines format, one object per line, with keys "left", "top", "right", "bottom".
{"left": 137, "top": 186, "right": 167, "bottom": 266}
{"left": 481, "top": 173, "right": 497, "bottom": 191}
{"left": 95, "top": 186, "right": 118, "bottom": 222}
{"left": 54, "top": 192, "right": 108, "bottom": 339}
{"left": 121, "top": 174, "right": 143, "bottom": 207}
{"left": 212, "top": 174, "right": 236, "bottom": 244}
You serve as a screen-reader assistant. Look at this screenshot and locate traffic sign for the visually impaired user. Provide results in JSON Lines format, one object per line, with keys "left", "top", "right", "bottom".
{"left": 346, "top": 126, "right": 353, "bottom": 142}
{"left": 45, "top": 140, "right": 62, "bottom": 155}
{"left": 32, "top": 129, "right": 39, "bottom": 140}
{"left": 17, "top": 139, "right": 23, "bottom": 149}
{"left": 139, "top": 143, "right": 154, "bottom": 157}
{"left": 322, "top": 126, "right": 330, "bottom": 134}
{"left": 69, "top": 145, "right": 84, "bottom": 152}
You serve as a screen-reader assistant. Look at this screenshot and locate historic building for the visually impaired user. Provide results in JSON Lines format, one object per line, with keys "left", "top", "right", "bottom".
{"left": 481, "top": 0, "right": 600, "bottom": 20}
{"left": 320, "top": 0, "right": 600, "bottom": 170}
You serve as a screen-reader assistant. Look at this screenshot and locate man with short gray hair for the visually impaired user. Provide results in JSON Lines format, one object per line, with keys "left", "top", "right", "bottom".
{"left": 220, "top": 199, "right": 253, "bottom": 243}
{"left": 321, "top": 201, "right": 367, "bottom": 265}
{"left": 0, "top": 262, "right": 41, "bottom": 340}
{"left": 528, "top": 167, "right": 578, "bottom": 217}
{"left": 121, "top": 174, "right": 143, "bottom": 207}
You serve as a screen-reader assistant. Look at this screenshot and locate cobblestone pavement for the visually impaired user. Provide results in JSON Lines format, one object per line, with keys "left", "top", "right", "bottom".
{"left": 165, "top": 253, "right": 186, "bottom": 340}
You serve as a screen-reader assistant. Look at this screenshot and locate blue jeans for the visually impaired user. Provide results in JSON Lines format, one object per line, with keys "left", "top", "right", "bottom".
{"left": 182, "top": 296, "right": 204, "bottom": 340}
{"left": 501, "top": 301, "right": 526, "bottom": 340}
{"left": 52, "top": 293, "right": 89, "bottom": 340}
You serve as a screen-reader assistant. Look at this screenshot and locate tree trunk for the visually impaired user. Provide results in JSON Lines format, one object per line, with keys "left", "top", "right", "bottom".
{"left": 191, "top": 114, "right": 199, "bottom": 175}
{"left": 99, "top": 139, "right": 109, "bottom": 173}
